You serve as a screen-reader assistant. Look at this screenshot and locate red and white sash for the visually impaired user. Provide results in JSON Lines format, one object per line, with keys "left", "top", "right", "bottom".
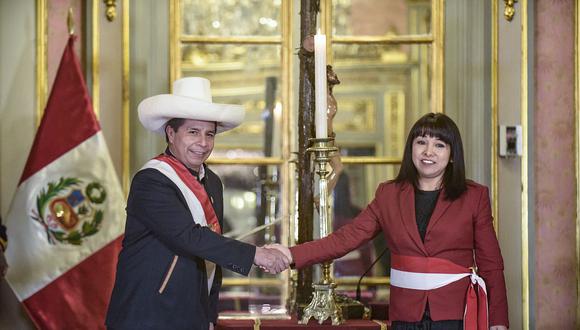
{"left": 390, "top": 254, "right": 488, "bottom": 330}
{"left": 141, "top": 154, "right": 222, "bottom": 293}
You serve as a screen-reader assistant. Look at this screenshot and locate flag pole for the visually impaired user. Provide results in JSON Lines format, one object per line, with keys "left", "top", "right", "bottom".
{"left": 67, "top": 7, "right": 74, "bottom": 36}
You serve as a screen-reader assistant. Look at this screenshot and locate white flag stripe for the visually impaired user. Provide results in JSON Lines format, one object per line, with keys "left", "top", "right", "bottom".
{"left": 5, "top": 132, "right": 126, "bottom": 300}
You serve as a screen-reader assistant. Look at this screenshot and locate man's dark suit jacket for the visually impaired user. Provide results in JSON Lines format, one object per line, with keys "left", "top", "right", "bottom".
{"left": 106, "top": 165, "right": 255, "bottom": 329}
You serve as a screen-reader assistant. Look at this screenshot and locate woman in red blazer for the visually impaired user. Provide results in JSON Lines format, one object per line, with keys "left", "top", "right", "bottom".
{"left": 273, "top": 113, "right": 508, "bottom": 329}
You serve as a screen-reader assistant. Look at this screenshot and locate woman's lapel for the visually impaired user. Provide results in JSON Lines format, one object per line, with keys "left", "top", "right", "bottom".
{"left": 425, "top": 188, "right": 453, "bottom": 238}
{"left": 398, "top": 182, "right": 428, "bottom": 255}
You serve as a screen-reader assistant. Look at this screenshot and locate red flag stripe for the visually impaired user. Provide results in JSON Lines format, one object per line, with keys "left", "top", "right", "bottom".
{"left": 22, "top": 236, "right": 122, "bottom": 329}
{"left": 19, "top": 35, "right": 100, "bottom": 184}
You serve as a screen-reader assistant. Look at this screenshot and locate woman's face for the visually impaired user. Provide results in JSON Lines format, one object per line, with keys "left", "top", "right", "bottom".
{"left": 411, "top": 135, "right": 451, "bottom": 189}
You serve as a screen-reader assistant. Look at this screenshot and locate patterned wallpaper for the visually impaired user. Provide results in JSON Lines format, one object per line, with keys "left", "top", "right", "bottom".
{"left": 534, "top": 0, "right": 577, "bottom": 328}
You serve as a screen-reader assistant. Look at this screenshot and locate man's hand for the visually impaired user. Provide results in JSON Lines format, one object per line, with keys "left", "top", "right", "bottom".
{"left": 254, "top": 246, "right": 290, "bottom": 274}
{"left": 264, "top": 244, "right": 293, "bottom": 265}
{"left": 0, "top": 249, "right": 8, "bottom": 278}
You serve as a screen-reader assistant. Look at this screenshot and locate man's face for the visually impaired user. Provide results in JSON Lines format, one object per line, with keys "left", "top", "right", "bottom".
{"left": 166, "top": 119, "right": 216, "bottom": 171}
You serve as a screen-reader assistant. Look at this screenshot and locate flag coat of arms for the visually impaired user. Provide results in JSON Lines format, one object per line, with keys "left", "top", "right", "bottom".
{"left": 4, "top": 35, "right": 125, "bottom": 329}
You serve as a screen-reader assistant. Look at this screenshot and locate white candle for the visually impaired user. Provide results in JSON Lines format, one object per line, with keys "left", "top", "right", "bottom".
{"left": 314, "top": 31, "right": 327, "bottom": 138}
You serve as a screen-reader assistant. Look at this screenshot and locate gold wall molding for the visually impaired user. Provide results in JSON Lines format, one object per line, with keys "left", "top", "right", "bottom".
{"left": 103, "top": 0, "right": 116, "bottom": 21}
{"left": 35, "top": 0, "right": 47, "bottom": 126}
{"left": 180, "top": 35, "right": 281, "bottom": 44}
{"left": 333, "top": 35, "right": 434, "bottom": 44}
{"left": 494, "top": 1, "right": 529, "bottom": 327}
{"left": 280, "top": 0, "right": 293, "bottom": 305}
{"left": 169, "top": 0, "right": 180, "bottom": 84}
{"left": 575, "top": 0, "right": 580, "bottom": 325}
{"left": 520, "top": 0, "right": 530, "bottom": 329}
{"left": 321, "top": 0, "right": 332, "bottom": 63}
{"left": 432, "top": 0, "right": 445, "bottom": 113}
{"left": 206, "top": 157, "right": 284, "bottom": 165}
{"left": 122, "top": 0, "right": 130, "bottom": 194}
{"left": 92, "top": 0, "right": 100, "bottom": 118}
{"left": 504, "top": 0, "right": 518, "bottom": 21}
{"left": 492, "top": 0, "right": 499, "bottom": 232}
{"left": 340, "top": 157, "right": 401, "bottom": 165}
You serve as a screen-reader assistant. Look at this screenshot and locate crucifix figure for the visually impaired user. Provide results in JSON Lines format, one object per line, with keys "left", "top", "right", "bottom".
{"left": 326, "top": 64, "right": 341, "bottom": 139}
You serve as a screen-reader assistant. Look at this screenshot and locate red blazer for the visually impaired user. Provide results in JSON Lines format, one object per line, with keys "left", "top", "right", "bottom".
{"left": 290, "top": 180, "right": 509, "bottom": 327}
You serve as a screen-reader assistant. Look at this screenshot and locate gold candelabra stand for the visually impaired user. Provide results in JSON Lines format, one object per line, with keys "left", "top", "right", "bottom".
{"left": 300, "top": 137, "right": 343, "bottom": 325}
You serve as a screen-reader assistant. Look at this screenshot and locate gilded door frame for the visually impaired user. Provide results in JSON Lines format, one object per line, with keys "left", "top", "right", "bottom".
{"left": 35, "top": 0, "right": 131, "bottom": 194}
{"left": 575, "top": 0, "right": 580, "bottom": 326}
{"left": 491, "top": 0, "right": 530, "bottom": 328}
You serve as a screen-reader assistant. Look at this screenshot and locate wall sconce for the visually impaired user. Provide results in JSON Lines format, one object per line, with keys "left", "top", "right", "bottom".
{"left": 103, "top": 0, "right": 116, "bottom": 22}
{"left": 504, "top": 0, "right": 518, "bottom": 21}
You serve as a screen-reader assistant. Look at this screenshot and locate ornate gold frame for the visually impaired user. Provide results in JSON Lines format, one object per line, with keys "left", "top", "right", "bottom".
{"left": 432, "top": 0, "right": 445, "bottom": 114}
{"left": 122, "top": 0, "right": 130, "bottom": 194}
{"left": 306, "top": 0, "right": 443, "bottom": 288}
{"left": 491, "top": 0, "right": 499, "bottom": 233}
{"left": 35, "top": 0, "right": 47, "bottom": 126}
{"left": 520, "top": 1, "right": 530, "bottom": 328}
{"left": 574, "top": 1, "right": 580, "bottom": 327}
{"left": 169, "top": 0, "right": 294, "bottom": 291}
{"left": 35, "top": 1, "right": 101, "bottom": 118}
{"left": 170, "top": 0, "right": 444, "bottom": 292}
{"left": 35, "top": 0, "right": 130, "bottom": 193}
{"left": 92, "top": 0, "right": 100, "bottom": 118}
{"left": 493, "top": 0, "right": 530, "bottom": 327}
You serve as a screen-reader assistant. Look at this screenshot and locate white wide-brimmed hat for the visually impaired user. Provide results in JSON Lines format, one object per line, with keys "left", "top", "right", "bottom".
{"left": 138, "top": 77, "right": 245, "bottom": 134}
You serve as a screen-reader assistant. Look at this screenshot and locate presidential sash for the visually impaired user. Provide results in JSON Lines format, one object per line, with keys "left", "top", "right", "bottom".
{"left": 390, "top": 254, "right": 488, "bottom": 330}
{"left": 142, "top": 154, "right": 221, "bottom": 293}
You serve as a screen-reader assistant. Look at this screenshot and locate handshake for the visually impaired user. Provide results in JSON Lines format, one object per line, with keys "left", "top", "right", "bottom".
{"left": 253, "top": 244, "right": 293, "bottom": 274}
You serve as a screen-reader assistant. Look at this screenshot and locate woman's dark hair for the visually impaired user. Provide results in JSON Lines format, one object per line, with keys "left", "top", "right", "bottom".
{"left": 395, "top": 113, "right": 467, "bottom": 200}
{"left": 164, "top": 118, "right": 186, "bottom": 143}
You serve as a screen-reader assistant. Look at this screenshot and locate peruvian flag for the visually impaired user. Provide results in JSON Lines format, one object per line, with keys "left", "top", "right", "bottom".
{"left": 4, "top": 35, "right": 125, "bottom": 329}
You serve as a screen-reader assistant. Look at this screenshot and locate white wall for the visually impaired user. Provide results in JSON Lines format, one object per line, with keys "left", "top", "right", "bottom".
{"left": 445, "top": 1, "right": 527, "bottom": 328}
{"left": 0, "top": 1, "right": 37, "bottom": 327}
{"left": 0, "top": 1, "right": 37, "bottom": 218}
{"left": 445, "top": 0, "right": 491, "bottom": 186}
{"left": 0, "top": 1, "right": 126, "bottom": 327}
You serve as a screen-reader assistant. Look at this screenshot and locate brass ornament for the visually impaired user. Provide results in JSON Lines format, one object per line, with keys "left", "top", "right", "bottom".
{"left": 300, "top": 283, "right": 343, "bottom": 325}
{"left": 301, "top": 138, "right": 343, "bottom": 325}
{"left": 103, "top": 0, "right": 116, "bottom": 22}
{"left": 504, "top": 0, "right": 518, "bottom": 21}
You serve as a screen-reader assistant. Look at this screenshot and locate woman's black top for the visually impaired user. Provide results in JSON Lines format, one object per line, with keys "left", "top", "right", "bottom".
{"left": 414, "top": 188, "right": 440, "bottom": 242}
{"left": 390, "top": 188, "right": 462, "bottom": 330}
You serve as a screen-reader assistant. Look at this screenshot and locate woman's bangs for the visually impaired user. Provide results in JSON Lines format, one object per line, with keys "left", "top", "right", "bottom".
{"left": 411, "top": 123, "right": 453, "bottom": 145}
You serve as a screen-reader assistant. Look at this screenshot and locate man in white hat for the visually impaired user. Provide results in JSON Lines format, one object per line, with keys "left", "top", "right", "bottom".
{"left": 106, "top": 77, "right": 289, "bottom": 330}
